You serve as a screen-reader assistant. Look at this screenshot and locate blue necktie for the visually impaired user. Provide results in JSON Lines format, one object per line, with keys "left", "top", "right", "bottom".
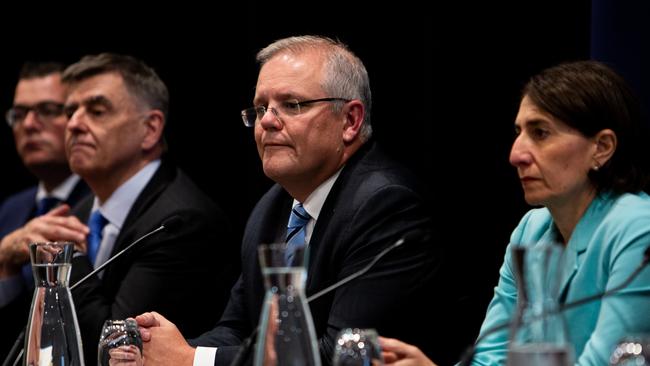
{"left": 285, "top": 203, "right": 311, "bottom": 265}
{"left": 35, "top": 197, "right": 61, "bottom": 216}
{"left": 87, "top": 210, "right": 108, "bottom": 265}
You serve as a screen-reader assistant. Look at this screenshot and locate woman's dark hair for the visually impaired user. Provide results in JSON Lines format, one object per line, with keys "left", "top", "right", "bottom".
{"left": 523, "top": 60, "right": 650, "bottom": 193}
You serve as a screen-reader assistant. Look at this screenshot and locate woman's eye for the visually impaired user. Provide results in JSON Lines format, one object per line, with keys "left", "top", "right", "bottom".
{"left": 532, "top": 128, "right": 550, "bottom": 139}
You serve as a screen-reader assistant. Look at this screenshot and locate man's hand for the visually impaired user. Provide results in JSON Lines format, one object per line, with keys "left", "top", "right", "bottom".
{"left": 135, "top": 312, "right": 195, "bottom": 366}
{"left": 262, "top": 296, "right": 279, "bottom": 365}
{"left": 379, "top": 337, "right": 437, "bottom": 366}
{"left": 108, "top": 345, "right": 144, "bottom": 366}
{"left": 0, "top": 205, "right": 88, "bottom": 277}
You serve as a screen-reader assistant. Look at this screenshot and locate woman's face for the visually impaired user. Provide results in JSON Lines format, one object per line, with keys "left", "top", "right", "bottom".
{"left": 509, "top": 96, "right": 598, "bottom": 209}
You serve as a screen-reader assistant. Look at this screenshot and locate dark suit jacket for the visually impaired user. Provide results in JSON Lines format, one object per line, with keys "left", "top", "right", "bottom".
{"left": 190, "top": 143, "right": 448, "bottom": 365}
{"left": 69, "top": 160, "right": 239, "bottom": 364}
{"left": 0, "top": 179, "right": 90, "bottom": 361}
{"left": 0, "top": 179, "right": 90, "bottom": 238}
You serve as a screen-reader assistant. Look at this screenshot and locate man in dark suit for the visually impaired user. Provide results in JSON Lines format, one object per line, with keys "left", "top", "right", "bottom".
{"left": 3, "top": 54, "right": 238, "bottom": 365}
{"left": 135, "top": 36, "right": 445, "bottom": 366}
{"left": 0, "top": 62, "right": 90, "bottom": 360}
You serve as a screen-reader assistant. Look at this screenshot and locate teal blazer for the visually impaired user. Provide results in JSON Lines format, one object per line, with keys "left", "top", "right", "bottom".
{"left": 473, "top": 192, "right": 650, "bottom": 365}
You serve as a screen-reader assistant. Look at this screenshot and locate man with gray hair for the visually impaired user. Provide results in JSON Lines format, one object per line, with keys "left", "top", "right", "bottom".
{"left": 136, "top": 36, "right": 442, "bottom": 366}
{"left": 5, "top": 53, "right": 238, "bottom": 364}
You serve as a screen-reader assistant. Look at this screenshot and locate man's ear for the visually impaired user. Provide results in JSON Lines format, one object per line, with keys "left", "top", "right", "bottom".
{"left": 342, "top": 100, "right": 365, "bottom": 144}
{"left": 141, "top": 110, "right": 165, "bottom": 151}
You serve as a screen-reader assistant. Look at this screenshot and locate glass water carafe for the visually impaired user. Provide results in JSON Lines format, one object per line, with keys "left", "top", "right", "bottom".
{"left": 254, "top": 243, "right": 321, "bottom": 366}
{"left": 507, "top": 243, "right": 573, "bottom": 366}
{"left": 24, "top": 242, "right": 84, "bottom": 366}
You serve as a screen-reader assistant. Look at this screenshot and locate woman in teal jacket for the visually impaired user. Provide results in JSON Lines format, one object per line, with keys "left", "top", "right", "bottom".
{"left": 380, "top": 61, "right": 650, "bottom": 365}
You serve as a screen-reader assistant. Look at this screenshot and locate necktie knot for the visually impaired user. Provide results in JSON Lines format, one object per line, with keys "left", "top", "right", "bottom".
{"left": 287, "top": 203, "right": 310, "bottom": 234}
{"left": 286, "top": 203, "right": 311, "bottom": 265}
{"left": 87, "top": 210, "right": 108, "bottom": 265}
{"left": 36, "top": 197, "right": 61, "bottom": 216}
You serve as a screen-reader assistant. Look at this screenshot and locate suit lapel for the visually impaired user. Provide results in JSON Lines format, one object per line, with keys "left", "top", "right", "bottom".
{"left": 20, "top": 188, "right": 38, "bottom": 226}
{"left": 557, "top": 239, "right": 589, "bottom": 304}
{"left": 73, "top": 195, "right": 94, "bottom": 224}
{"left": 304, "top": 143, "right": 373, "bottom": 292}
{"left": 557, "top": 194, "right": 610, "bottom": 303}
{"left": 246, "top": 186, "right": 292, "bottom": 323}
{"left": 66, "top": 179, "right": 91, "bottom": 208}
{"left": 557, "top": 249, "right": 580, "bottom": 304}
{"left": 109, "top": 162, "right": 174, "bottom": 257}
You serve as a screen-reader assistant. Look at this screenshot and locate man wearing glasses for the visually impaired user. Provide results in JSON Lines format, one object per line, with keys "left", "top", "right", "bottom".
{"left": 1, "top": 55, "right": 239, "bottom": 365}
{"left": 135, "top": 35, "right": 445, "bottom": 366}
{"left": 0, "top": 62, "right": 90, "bottom": 359}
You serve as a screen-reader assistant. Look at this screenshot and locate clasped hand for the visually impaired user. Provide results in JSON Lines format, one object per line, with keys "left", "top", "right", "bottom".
{"left": 0, "top": 205, "right": 88, "bottom": 277}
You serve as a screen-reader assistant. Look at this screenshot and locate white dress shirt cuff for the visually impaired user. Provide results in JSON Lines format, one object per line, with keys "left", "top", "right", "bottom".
{"left": 0, "top": 275, "right": 24, "bottom": 307}
{"left": 193, "top": 346, "right": 217, "bottom": 366}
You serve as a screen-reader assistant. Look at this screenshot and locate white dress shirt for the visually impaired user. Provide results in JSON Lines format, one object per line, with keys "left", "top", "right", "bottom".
{"left": 89, "top": 160, "right": 160, "bottom": 270}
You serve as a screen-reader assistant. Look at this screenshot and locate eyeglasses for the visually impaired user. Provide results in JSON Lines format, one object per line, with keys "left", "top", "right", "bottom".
{"left": 5, "top": 102, "right": 65, "bottom": 128}
{"left": 240, "top": 97, "right": 350, "bottom": 127}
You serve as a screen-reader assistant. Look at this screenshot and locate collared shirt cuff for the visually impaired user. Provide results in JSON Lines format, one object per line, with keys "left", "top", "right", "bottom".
{"left": 193, "top": 346, "right": 217, "bottom": 366}
{"left": 0, "top": 275, "right": 24, "bottom": 307}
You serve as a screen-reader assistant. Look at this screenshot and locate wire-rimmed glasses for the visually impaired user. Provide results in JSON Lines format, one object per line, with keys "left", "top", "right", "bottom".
{"left": 240, "top": 97, "right": 350, "bottom": 127}
{"left": 5, "top": 101, "right": 65, "bottom": 128}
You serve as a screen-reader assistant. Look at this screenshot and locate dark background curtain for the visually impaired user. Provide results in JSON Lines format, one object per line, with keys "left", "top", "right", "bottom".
{"left": 0, "top": 0, "right": 645, "bottom": 360}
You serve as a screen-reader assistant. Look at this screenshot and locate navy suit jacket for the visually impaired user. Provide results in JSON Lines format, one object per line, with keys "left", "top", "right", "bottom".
{"left": 190, "top": 143, "right": 450, "bottom": 365}
{"left": 0, "top": 179, "right": 90, "bottom": 361}
{"left": 69, "top": 160, "right": 239, "bottom": 365}
{"left": 0, "top": 180, "right": 90, "bottom": 238}
{"left": 0, "top": 186, "right": 37, "bottom": 239}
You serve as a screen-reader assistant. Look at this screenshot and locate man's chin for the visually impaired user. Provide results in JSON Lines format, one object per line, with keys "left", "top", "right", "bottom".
{"left": 69, "top": 160, "right": 95, "bottom": 177}
{"left": 24, "top": 156, "right": 67, "bottom": 171}
{"left": 22, "top": 151, "right": 51, "bottom": 164}
{"left": 262, "top": 166, "right": 283, "bottom": 182}
{"left": 262, "top": 162, "right": 295, "bottom": 182}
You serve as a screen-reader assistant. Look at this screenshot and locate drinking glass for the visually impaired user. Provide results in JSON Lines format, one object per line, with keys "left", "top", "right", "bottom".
{"left": 610, "top": 336, "right": 650, "bottom": 365}
{"left": 97, "top": 319, "right": 143, "bottom": 366}
{"left": 333, "top": 328, "right": 383, "bottom": 366}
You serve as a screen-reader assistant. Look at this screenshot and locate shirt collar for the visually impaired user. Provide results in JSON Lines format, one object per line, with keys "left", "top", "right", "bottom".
{"left": 36, "top": 174, "right": 82, "bottom": 202}
{"left": 91, "top": 160, "right": 161, "bottom": 230}
{"left": 296, "top": 167, "right": 343, "bottom": 220}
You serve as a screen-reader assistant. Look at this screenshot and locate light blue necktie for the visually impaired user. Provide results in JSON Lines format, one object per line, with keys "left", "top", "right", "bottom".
{"left": 87, "top": 210, "right": 108, "bottom": 265}
{"left": 285, "top": 203, "right": 311, "bottom": 265}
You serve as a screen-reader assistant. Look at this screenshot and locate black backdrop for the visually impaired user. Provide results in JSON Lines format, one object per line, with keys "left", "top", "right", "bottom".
{"left": 0, "top": 1, "right": 596, "bottom": 358}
